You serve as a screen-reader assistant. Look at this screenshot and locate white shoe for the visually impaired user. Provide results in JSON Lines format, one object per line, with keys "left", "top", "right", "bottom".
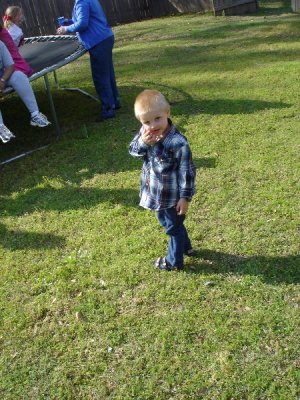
{"left": 30, "top": 112, "right": 51, "bottom": 127}
{"left": 0, "top": 124, "right": 15, "bottom": 143}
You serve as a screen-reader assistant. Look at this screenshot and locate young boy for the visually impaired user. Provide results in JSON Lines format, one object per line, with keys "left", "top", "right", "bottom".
{"left": 129, "top": 89, "right": 196, "bottom": 271}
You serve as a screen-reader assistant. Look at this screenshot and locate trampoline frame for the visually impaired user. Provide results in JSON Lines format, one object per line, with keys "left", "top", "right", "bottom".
{"left": 1, "top": 35, "right": 99, "bottom": 166}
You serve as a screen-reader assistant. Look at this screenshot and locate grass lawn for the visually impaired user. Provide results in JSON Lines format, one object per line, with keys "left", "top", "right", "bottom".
{"left": 0, "top": 1, "right": 299, "bottom": 398}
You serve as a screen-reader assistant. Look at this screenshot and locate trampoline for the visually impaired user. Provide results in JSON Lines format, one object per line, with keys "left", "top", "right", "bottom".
{"left": 1, "top": 35, "right": 98, "bottom": 165}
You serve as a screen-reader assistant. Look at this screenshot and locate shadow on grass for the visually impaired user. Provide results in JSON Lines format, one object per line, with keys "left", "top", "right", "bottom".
{"left": 142, "top": 82, "right": 290, "bottom": 115}
{"left": 0, "top": 87, "right": 100, "bottom": 166}
{"left": 0, "top": 153, "right": 214, "bottom": 216}
{"left": 118, "top": 21, "right": 300, "bottom": 73}
{"left": 0, "top": 78, "right": 288, "bottom": 230}
{"left": 0, "top": 83, "right": 221, "bottom": 191}
{"left": 0, "top": 222, "right": 65, "bottom": 250}
{"left": 186, "top": 249, "right": 300, "bottom": 284}
{"left": 190, "top": 99, "right": 289, "bottom": 115}
{"left": 0, "top": 187, "right": 139, "bottom": 216}
{"left": 0, "top": 79, "right": 290, "bottom": 166}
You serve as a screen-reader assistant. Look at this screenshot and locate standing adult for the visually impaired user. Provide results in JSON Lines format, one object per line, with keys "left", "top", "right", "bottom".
{"left": 57, "top": 0, "right": 120, "bottom": 122}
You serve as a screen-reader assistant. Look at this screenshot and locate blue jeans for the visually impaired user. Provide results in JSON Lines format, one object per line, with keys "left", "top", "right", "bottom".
{"left": 156, "top": 207, "right": 192, "bottom": 268}
{"left": 89, "top": 35, "right": 120, "bottom": 117}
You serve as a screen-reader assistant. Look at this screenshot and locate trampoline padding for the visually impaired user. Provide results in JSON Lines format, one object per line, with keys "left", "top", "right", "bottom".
{"left": 20, "top": 41, "right": 80, "bottom": 72}
{"left": 18, "top": 36, "right": 86, "bottom": 78}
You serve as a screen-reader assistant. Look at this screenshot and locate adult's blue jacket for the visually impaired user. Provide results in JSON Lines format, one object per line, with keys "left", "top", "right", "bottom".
{"left": 65, "top": 0, "right": 113, "bottom": 50}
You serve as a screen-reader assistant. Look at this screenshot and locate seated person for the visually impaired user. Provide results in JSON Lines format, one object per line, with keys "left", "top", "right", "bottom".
{"left": 0, "top": 18, "right": 33, "bottom": 77}
{"left": 3, "top": 6, "right": 25, "bottom": 47}
{"left": 0, "top": 40, "right": 50, "bottom": 144}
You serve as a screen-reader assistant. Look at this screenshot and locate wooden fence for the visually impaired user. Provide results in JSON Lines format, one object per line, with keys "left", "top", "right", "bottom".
{"left": 0, "top": 0, "right": 256, "bottom": 37}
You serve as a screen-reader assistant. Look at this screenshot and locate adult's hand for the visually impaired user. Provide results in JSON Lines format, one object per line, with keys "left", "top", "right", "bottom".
{"left": 0, "top": 65, "right": 14, "bottom": 96}
{"left": 56, "top": 26, "right": 67, "bottom": 35}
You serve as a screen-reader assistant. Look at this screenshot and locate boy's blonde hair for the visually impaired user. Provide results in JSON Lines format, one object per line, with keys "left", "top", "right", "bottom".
{"left": 3, "top": 6, "right": 22, "bottom": 29}
{"left": 134, "top": 89, "right": 170, "bottom": 120}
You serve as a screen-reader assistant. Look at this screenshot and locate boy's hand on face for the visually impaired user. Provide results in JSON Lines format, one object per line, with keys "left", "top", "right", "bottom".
{"left": 141, "top": 128, "right": 162, "bottom": 145}
{"left": 176, "top": 198, "right": 189, "bottom": 215}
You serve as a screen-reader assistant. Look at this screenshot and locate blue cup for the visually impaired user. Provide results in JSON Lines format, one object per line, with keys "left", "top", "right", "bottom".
{"left": 57, "top": 16, "right": 65, "bottom": 26}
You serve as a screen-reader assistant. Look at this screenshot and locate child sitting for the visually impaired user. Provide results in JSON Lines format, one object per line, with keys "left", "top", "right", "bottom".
{"left": 129, "top": 90, "right": 196, "bottom": 271}
{"left": 3, "top": 6, "right": 25, "bottom": 47}
{"left": 0, "top": 18, "right": 33, "bottom": 77}
{"left": 0, "top": 41, "right": 50, "bottom": 143}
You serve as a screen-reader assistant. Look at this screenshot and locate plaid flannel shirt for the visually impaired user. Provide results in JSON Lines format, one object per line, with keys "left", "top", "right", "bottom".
{"left": 129, "top": 122, "right": 196, "bottom": 211}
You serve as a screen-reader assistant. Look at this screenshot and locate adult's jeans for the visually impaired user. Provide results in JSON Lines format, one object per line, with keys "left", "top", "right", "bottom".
{"left": 89, "top": 35, "right": 120, "bottom": 117}
{"left": 156, "top": 206, "right": 192, "bottom": 268}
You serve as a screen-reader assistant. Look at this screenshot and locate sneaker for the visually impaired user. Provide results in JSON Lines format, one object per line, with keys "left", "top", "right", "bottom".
{"left": 30, "top": 112, "right": 51, "bottom": 127}
{"left": 0, "top": 124, "right": 15, "bottom": 143}
{"left": 153, "top": 257, "right": 183, "bottom": 271}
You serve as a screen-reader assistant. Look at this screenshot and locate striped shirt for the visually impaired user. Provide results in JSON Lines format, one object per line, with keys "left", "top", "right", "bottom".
{"left": 129, "top": 122, "right": 196, "bottom": 211}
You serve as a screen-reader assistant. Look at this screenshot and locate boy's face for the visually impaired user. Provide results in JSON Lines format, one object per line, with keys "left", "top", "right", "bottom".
{"left": 139, "top": 107, "right": 170, "bottom": 139}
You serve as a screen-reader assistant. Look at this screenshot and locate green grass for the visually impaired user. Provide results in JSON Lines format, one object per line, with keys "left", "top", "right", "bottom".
{"left": 0, "top": 1, "right": 299, "bottom": 398}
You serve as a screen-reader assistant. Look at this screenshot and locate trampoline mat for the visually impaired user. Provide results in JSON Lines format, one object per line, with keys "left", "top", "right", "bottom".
{"left": 19, "top": 39, "right": 82, "bottom": 74}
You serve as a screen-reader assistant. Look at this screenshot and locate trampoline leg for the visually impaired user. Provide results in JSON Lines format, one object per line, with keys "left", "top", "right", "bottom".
{"left": 63, "top": 87, "right": 99, "bottom": 102}
{"left": 44, "top": 74, "right": 61, "bottom": 139}
{"left": 54, "top": 70, "right": 99, "bottom": 103}
{"left": 53, "top": 71, "right": 60, "bottom": 89}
